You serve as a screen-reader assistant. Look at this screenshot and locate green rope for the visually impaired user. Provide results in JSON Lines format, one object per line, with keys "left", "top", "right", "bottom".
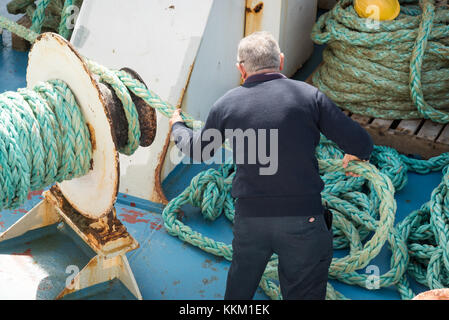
{"left": 0, "top": 11, "right": 202, "bottom": 210}
{"left": 0, "top": 80, "right": 92, "bottom": 209}
{"left": 30, "top": 0, "right": 50, "bottom": 34}
{"left": 5, "top": 0, "right": 82, "bottom": 40}
{"left": 311, "top": 0, "right": 449, "bottom": 123}
{"left": 2, "top": 2, "right": 449, "bottom": 300}
{"left": 57, "top": 0, "right": 74, "bottom": 39}
{"left": 162, "top": 140, "right": 449, "bottom": 300}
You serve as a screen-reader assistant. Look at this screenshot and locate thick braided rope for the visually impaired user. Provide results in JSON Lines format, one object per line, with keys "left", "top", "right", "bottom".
{"left": 0, "top": 10, "right": 202, "bottom": 131}
{"left": 162, "top": 138, "right": 449, "bottom": 300}
{"left": 0, "top": 80, "right": 92, "bottom": 210}
{"left": 3, "top": 4, "right": 449, "bottom": 299}
{"left": 58, "top": 0, "right": 74, "bottom": 39}
{"left": 311, "top": 0, "right": 449, "bottom": 122}
{"left": 86, "top": 60, "right": 141, "bottom": 155}
{"left": 0, "top": 11, "right": 206, "bottom": 209}
{"left": 30, "top": 0, "right": 50, "bottom": 34}
{"left": 162, "top": 153, "right": 398, "bottom": 300}
{"left": 114, "top": 69, "right": 203, "bottom": 130}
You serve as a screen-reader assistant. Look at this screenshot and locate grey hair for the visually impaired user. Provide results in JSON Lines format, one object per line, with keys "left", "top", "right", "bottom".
{"left": 237, "top": 31, "right": 281, "bottom": 74}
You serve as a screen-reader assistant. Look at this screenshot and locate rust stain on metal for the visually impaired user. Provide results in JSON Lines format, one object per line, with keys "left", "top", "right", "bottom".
{"left": 253, "top": 2, "right": 264, "bottom": 12}
{"left": 55, "top": 286, "right": 75, "bottom": 300}
{"left": 122, "top": 67, "right": 158, "bottom": 147}
{"left": 151, "top": 63, "right": 195, "bottom": 204}
{"left": 48, "top": 186, "right": 134, "bottom": 249}
{"left": 176, "top": 62, "right": 195, "bottom": 108}
{"left": 151, "top": 132, "right": 171, "bottom": 205}
{"left": 202, "top": 276, "right": 218, "bottom": 285}
{"left": 245, "top": 1, "right": 264, "bottom": 36}
{"left": 32, "top": 33, "right": 120, "bottom": 216}
{"left": 86, "top": 122, "right": 96, "bottom": 151}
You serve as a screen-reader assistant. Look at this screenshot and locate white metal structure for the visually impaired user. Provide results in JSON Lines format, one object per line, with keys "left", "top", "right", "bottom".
{"left": 71, "top": 0, "right": 317, "bottom": 203}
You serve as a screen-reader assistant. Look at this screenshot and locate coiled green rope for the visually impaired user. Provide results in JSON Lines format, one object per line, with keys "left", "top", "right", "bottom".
{"left": 162, "top": 140, "right": 449, "bottom": 300}
{"left": 0, "top": 80, "right": 92, "bottom": 209}
{"left": 0, "top": 8, "right": 201, "bottom": 210}
{"left": 311, "top": 0, "right": 449, "bottom": 122}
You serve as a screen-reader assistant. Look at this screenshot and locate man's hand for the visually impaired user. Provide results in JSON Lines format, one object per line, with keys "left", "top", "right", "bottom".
{"left": 169, "top": 108, "right": 184, "bottom": 127}
{"left": 342, "top": 154, "right": 364, "bottom": 177}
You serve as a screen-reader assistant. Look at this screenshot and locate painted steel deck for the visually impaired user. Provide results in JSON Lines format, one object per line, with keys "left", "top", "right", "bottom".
{"left": 0, "top": 5, "right": 441, "bottom": 300}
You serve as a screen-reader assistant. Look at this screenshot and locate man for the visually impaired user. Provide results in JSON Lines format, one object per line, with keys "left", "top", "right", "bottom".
{"left": 169, "top": 31, "right": 373, "bottom": 300}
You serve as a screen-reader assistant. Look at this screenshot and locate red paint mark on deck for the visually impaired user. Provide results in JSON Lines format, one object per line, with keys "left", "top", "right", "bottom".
{"left": 150, "top": 221, "right": 162, "bottom": 230}
{"left": 119, "top": 208, "right": 163, "bottom": 230}
{"left": 28, "top": 190, "right": 43, "bottom": 200}
{"left": 119, "top": 208, "right": 150, "bottom": 224}
{"left": 11, "top": 248, "right": 32, "bottom": 257}
{"left": 12, "top": 208, "right": 27, "bottom": 215}
{"left": 0, "top": 221, "right": 4, "bottom": 229}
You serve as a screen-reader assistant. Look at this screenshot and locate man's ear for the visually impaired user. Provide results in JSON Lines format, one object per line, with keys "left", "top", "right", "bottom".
{"left": 236, "top": 63, "right": 247, "bottom": 80}
{"left": 279, "top": 53, "right": 285, "bottom": 71}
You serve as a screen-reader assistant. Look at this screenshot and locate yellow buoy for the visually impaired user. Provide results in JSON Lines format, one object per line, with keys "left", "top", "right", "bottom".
{"left": 354, "top": 0, "right": 401, "bottom": 21}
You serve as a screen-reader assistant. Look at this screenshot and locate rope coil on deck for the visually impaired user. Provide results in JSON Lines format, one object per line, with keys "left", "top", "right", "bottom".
{"left": 162, "top": 140, "right": 449, "bottom": 300}
{"left": 311, "top": 0, "right": 449, "bottom": 122}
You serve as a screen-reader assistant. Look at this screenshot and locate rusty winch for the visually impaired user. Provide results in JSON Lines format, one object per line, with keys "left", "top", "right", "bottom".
{"left": 0, "top": 33, "right": 158, "bottom": 300}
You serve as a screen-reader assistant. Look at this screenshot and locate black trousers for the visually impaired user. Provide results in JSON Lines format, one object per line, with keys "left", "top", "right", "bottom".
{"left": 224, "top": 213, "right": 333, "bottom": 300}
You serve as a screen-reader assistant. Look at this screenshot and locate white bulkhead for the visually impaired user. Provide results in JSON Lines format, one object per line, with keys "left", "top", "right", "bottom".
{"left": 70, "top": 0, "right": 317, "bottom": 203}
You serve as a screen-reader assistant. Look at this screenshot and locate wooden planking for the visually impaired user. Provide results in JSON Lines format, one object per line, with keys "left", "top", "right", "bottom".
{"left": 416, "top": 120, "right": 445, "bottom": 141}
{"left": 304, "top": 56, "right": 449, "bottom": 158}
{"left": 349, "top": 114, "right": 449, "bottom": 159}
{"left": 396, "top": 119, "right": 422, "bottom": 136}
{"left": 351, "top": 113, "right": 372, "bottom": 126}
{"left": 369, "top": 119, "right": 394, "bottom": 131}
{"left": 436, "top": 125, "right": 449, "bottom": 145}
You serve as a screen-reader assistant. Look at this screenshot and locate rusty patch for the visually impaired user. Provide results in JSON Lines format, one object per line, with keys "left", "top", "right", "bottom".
{"left": 86, "top": 122, "right": 97, "bottom": 151}
{"left": 253, "top": 2, "right": 264, "bottom": 13}
{"left": 120, "top": 67, "right": 157, "bottom": 148}
{"left": 11, "top": 248, "right": 32, "bottom": 257}
{"left": 176, "top": 62, "right": 195, "bottom": 108}
{"left": 98, "top": 82, "right": 128, "bottom": 149}
{"left": 49, "top": 186, "right": 132, "bottom": 248}
{"left": 151, "top": 130, "right": 171, "bottom": 205}
{"left": 29, "top": 33, "right": 120, "bottom": 217}
{"left": 245, "top": 1, "right": 264, "bottom": 36}
{"left": 55, "top": 286, "right": 75, "bottom": 300}
{"left": 202, "top": 276, "right": 218, "bottom": 285}
{"left": 150, "top": 63, "right": 195, "bottom": 204}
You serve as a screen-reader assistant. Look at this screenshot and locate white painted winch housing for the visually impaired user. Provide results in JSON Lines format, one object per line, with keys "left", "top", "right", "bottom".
{"left": 27, "top": 33, "right": 119, "bottom": 219}
{"left": 70, "top": 0, "right": 317, "bottom": 203}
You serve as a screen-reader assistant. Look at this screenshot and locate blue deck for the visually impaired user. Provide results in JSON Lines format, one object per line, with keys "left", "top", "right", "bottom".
{"left": 0, "top": 4, "right": 441, "bottom": 300}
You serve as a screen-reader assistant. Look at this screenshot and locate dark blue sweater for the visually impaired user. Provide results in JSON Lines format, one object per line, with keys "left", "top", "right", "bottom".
{"left": 171, "top": 73, "right": 373, "bottom": 217}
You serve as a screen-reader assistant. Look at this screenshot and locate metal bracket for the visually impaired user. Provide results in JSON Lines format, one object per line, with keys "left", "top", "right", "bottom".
{"left": 0, "top": 187, "right": 142, "bottom": 300}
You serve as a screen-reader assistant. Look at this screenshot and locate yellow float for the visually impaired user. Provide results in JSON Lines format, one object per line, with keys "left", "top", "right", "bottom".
{"left": 354, "top": 0, "right": 401, "bottom": 20}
